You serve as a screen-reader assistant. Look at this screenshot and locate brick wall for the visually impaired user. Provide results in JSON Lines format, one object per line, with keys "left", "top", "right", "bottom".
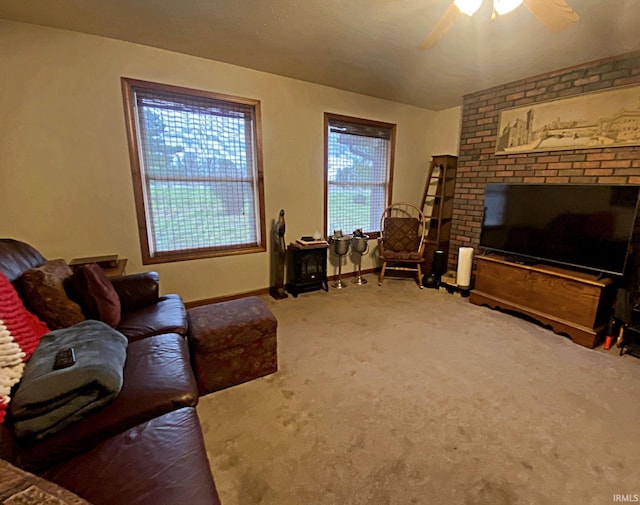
{"left": 450, "top": 51, "right": 640, "bottom": 276}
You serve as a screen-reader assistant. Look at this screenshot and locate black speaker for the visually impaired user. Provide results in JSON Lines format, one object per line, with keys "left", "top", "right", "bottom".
{"left": 432, "top": 250, "right": 447, "bottom": 277}
{"left": 423, "top": 250, "right": 447, "bottom": 288}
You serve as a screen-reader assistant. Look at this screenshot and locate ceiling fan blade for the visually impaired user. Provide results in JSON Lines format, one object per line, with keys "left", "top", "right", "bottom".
{"left": 418, "top": 2, "right": 463, "bottom": 51}
{"left": 523, "top": 0, "right": 579, "bottom": 32}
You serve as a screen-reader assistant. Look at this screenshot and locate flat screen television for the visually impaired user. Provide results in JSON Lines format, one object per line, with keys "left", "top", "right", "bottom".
{"left": 479, "top": 184, "right": 640, "bottom": 277}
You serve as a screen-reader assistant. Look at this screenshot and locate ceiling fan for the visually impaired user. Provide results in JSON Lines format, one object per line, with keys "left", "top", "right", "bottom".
{"left": 419, "top": 0, "right": 579, "bottom": 51}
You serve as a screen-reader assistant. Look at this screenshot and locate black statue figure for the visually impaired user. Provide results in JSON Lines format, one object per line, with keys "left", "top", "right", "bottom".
{"left": 270, "top": 209, "right": 288, "bottom": 299}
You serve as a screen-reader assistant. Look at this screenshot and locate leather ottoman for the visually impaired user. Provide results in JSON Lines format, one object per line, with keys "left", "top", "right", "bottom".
{"left": 187, "top": 297, "right": 278, "bottom": 395}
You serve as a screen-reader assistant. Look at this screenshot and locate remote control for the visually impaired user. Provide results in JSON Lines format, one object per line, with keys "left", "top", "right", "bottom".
{"left": 53, "top": 347, "right": 76, "bottom": 370}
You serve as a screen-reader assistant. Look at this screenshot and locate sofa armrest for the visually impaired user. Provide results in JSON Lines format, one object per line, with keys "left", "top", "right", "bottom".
{"left": 0, "top": 423, "right": 18, "bottom": 464}
{"left": 43, "top": 408, "right": 220, "bottom": 505}
{"left": 110, "top": 272, "right": 160, "bottom": 312}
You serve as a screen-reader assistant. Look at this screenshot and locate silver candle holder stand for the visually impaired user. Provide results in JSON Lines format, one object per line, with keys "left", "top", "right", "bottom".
{"left": 330, "top": 232, "right": 351, "bottom": 289}
{"left": 351, "top": 233, "right": 369, "bottom": 285}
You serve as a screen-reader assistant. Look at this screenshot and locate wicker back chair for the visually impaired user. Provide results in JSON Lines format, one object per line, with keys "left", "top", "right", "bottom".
{"left": 377, "top": 202, "right": 426, "bottom": 288}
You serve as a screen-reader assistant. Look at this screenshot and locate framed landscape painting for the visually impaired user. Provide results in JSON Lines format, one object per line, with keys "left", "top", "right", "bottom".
{"left": 495, "top": 84, "right": 640, "bottom": 154}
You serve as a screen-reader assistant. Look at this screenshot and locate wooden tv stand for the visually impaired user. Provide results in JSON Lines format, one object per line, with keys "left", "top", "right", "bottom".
{"left": 469, "top": 254, "right": 616, "bottom": 348}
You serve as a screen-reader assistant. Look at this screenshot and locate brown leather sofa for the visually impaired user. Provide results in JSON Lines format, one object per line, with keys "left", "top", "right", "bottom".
{"left": 0, "top": 238, "right": 220, "bottom": 505}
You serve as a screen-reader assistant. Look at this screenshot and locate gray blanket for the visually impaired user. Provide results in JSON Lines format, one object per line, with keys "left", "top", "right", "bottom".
{"left": 10, "top": 320, "right": 128, "bottom": 440}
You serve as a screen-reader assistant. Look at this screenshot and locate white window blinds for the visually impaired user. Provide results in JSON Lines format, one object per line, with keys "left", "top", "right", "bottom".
{"left": 123, "top": 79, "right": 265, "bottom": 263}
{"left": 326, "top": 115, "right": 395, "bottom": 236}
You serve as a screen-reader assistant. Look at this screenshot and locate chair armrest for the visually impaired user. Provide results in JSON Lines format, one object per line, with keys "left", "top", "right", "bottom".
{"left": 110, "top": 272, "right": 160, "bottom": 312}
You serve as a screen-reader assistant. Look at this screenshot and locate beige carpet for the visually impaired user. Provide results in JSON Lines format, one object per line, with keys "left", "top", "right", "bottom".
{"left": 196, "top": 277, "right": 640, "bottom": 505}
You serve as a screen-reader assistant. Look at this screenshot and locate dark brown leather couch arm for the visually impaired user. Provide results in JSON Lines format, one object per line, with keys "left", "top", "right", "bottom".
{"left": 0, "top": 424, "right": 19, "bottom": 464}
{"left": 110, "top": 272, "right": 160, "bottom": 312}
{"left": 43, "top": 408, "right": 220, "bottom": 505}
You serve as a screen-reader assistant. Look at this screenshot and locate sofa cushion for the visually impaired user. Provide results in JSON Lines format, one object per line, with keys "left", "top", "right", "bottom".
{"left": 20, "top": 259, "right": 86, "bottom": 330}
{"left": 43, "top": 407, "right": 220, "bottom": 505}
{"left": 383, "top": 217, "right": 420, "bottom": 252}
{"left": 382, "top": 250, "right": 424, "bottom": 261}
{"left": 117, "top": 294, "right": 188, "bottom": 342}
{"left": 0, "top": 458, "right": 91, "bottom": 505}
{"left": 16, "top": 332, "right": 198, "bottom": 473}
{"left": 110, "top": 272, "right": 160, "bottom": 312}
{"left": 70, "top": 263, "right": 121, "bottom": 328}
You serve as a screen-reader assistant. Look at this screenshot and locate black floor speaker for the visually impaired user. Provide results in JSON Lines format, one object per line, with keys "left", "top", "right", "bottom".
{"left": 432, "top": 250, "right": 447, "bottom": 277}
{"left": 423, "top": 250, "right": 447, "bottom": 288}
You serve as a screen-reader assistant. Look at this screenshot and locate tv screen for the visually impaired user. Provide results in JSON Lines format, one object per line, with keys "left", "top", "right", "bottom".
{"left": 479, "top": 184, "right": 640, "bottom": 276}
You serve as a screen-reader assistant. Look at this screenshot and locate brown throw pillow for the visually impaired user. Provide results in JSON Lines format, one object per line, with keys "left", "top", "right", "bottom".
{"left": 21, "top": 259, "right": 86, "bottom": 330}
{"left": 70, "top": 263, "right": 121, "bottom": 328}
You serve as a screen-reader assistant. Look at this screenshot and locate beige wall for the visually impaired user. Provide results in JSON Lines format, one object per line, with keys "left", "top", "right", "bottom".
{"left": 0, "top": 20, "right": 461, "bottom": 302}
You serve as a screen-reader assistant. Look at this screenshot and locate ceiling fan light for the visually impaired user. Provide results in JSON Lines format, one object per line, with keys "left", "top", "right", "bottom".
{"left": 453, "top": 0, "right": 483, "bottom": 16}
{"left": 493, "top": 0, "right": 524, "bottom": 15}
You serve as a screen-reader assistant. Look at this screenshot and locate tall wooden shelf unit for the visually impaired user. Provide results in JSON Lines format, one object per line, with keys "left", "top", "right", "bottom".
{"left": 420, "top": 155, "right": 458, "bottom": 269}
{"left": 469, "top": 254, "right": 616, "bottom": 348}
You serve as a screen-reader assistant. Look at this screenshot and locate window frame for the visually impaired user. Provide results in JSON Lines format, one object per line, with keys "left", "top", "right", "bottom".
{"left": 323, "top": 112, "right": 396, "bottom": 239}
{"left": 121, "top": 78, "right": 266, "bottom": 264}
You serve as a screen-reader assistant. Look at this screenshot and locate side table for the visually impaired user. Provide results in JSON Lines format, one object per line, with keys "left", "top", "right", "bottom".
{"left": 69, "top": 257, "right": 127, "bottom": 278}
{"left": 102, "top": 259, "right": 127, "bottom": 278}
{"left": 286, "top": 243, "right": 329, "bottom": 297}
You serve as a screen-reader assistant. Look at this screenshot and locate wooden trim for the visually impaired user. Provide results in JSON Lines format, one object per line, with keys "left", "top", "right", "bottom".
{"left": 323, "top": 112, "right": 396, "bottom": 237}
{"left": 327, "top": 267, "right": 379, "bottom": 282}
{"left": 120, "top": 77, "right": 267, "bottom": 265}
{"left": 185, "top": 288, "right": 271, "bottom": 308}
{"left": 323, "top": 113, "right": 330, "bottom": 238}
{"left": 121, "top": 77, "right": 261, "bottom": 107}
{"left": 143, "top": 244, "right": 266, "bottom": 264}
{"left": 478, "top": 253, "right": 615, "bottom": 287}
{"left": 387, "top": 121, "right": 396, "bottom": 208}
{"left": 121, "top": 77, "right": 154, "bottom": 265}
{"left": 184, "top": 268, "right": 381, "bottom": 308}
{"left": 253, "top": 99, "right": 268, "bottom": 254}
{"left": 325, "top": 112, "right": 396, "bottom": 132}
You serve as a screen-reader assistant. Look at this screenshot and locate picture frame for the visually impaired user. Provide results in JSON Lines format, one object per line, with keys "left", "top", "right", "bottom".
{"left": 495, "top": 84, "right": 640, "bottom": 155}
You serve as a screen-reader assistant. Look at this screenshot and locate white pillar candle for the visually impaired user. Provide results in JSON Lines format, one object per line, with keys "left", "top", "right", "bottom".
{"left": 456, "top": 247, "right": 474, "bottom": 288}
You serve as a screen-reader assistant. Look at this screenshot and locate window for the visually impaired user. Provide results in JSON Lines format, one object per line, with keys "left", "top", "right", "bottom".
{"left": 122, "top": 78, "right": 266, "bottom": 264}
{"left": 324, "top": 113, "right": 395, "bottom": 237}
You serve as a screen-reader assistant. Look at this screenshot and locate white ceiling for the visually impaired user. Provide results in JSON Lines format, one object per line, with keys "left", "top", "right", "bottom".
{"left": 1, "top": 0, "right": 639, "bottom": 110}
